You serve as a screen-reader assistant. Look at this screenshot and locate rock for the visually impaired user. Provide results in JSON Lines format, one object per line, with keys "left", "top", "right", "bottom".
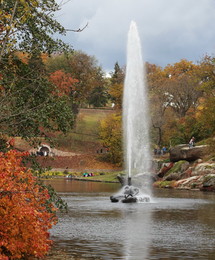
{"left": 175, "top": 176, "right": 204, "bottom": 190}
{"left": 200, "top": 174, "right": 215, "bottom": 192}
{"left": 191, "top": 162, "right": 215, "bottom": 176}
{"left": 163, "top": 160, "right": 190, "bottom": 181}
{"left": 169, "top": 144, "right": 208, "bottom": 162}
{"left": 157, "top": 162, "right": 174, "bottom": 178}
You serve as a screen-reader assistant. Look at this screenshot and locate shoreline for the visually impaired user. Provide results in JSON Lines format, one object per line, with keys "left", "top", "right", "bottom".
{"left": 41, "top": 174, "right": 215, "bottom": 193}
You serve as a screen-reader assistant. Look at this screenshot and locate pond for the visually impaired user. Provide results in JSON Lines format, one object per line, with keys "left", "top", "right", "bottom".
{"left": 44, "top": 179, "right": 215, "bottom": 260}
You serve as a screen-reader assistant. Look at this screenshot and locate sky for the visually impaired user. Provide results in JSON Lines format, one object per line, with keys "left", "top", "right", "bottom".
{"left": 55, "top": 0, "right": 215, "bottom": 72}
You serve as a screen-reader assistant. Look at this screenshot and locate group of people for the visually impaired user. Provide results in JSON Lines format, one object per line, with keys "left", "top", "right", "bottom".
{"left": 153, "top": 136, "right": 195, "bottom": 155}
{"left": 154, "top": 146, "right": 168, "bottom": 156}
{"left": 83, "top": 172, "right": 94, "bottom": 177}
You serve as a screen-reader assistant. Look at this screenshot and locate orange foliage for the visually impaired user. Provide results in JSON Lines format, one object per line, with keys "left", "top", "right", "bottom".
{"left": 49, "top": 70, "right": 78, "bottom": 97}
{"left": 0, "top": 150, "right": 57, "bottom": 259}
{"left": 15, "top": 52, "right": 49, "bottom": 64}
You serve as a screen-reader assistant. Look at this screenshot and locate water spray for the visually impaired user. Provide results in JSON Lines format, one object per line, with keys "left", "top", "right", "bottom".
{"left": 110, "top": 21, "right": 152, "bottom": 203}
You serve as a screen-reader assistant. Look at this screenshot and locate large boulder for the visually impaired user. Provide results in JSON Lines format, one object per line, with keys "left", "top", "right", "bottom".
{"left": 169, "top": 144, "right": 208, "bottom": 162}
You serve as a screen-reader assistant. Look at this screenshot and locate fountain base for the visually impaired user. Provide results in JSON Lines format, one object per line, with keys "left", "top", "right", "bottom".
{"left": 110, "top": 184, "right": 150, "bottom": 203}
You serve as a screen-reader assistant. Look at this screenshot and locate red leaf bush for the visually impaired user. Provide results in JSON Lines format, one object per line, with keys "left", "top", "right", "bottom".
{"left": 0, "top": 150, "right": 57, "bottom": 259}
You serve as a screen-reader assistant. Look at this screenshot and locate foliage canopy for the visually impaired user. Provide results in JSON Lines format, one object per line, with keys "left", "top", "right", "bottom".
{"left": 0, "top": 150, "right": 57, "bottom": 259}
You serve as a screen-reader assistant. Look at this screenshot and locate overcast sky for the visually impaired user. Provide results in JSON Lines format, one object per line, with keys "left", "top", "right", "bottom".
{"left": 56, "top": 0, "right": 215, "bottom": 72}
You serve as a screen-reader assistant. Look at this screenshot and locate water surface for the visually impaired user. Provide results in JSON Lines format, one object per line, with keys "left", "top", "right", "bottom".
{"left": 45, "top": 179, "right": 215, "bottom": 260}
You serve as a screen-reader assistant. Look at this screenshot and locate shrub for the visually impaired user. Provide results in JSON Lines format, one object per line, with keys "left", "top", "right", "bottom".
{"left": 0, "top": 150, "right": 57, "bottom": 259}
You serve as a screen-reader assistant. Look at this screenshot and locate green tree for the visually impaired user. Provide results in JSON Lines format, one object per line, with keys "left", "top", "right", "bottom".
{"left": 108, "top": 62, "right": 125, "bottom": 109}
{"left": 88, "top": 85, "right": 109, "bottom": 107}
{"left": 110, "top": 62, "right": 125, "bottom": 85}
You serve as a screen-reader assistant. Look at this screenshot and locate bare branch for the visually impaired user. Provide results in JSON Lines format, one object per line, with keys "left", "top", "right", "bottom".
{"left": 58, "top": 0, "right": 72, "bottom": 8}
{"left": 66, "top": 22, "right": 88, "bottom": 32}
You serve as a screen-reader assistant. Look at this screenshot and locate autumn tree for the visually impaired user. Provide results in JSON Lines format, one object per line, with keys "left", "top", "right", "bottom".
{"left": 0, "top": 150, "right": 57, "bottom": 259}
{"left": 0, "top": 0, "right": 75, "bottom": 142}
{"left": 195, "top": 55, "right": 215, "bottom": 138}
{"left": 99, "top": 113, "right": 123, "bottom": 164}
{"left": 46, "top": 51, "right": 108, "bottom": 108}
{"left": 49, "top": 70, "right": 78, "bottom": 97}
{"left": 0, "top": 2, "right": 74, "bottom": 256}
{"left": 0, "top": 0, "right": 68, "bottom": 61}
{"left": 146, "top": 63, "right": 168, "bottom": 146}
{"left": 163, "top": 59, "right": 203, "bottom": 118}
{"left": 147, "top": 60, "right": 205, "bottom": 146}
{"left": 0, "top": 54, "right": 75, "bottom": 140}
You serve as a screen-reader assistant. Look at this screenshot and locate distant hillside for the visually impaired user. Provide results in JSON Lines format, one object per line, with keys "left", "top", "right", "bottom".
{"left": 14, "top": 108, "right": 114, "bottom": 154}
{"left": 53, "top": 108, "right": 114, "bottom": 154}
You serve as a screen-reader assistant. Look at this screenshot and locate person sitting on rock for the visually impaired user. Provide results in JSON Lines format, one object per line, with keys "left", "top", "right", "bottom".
{"left": 189, "top": 137, "right": 195, "bottom": 148}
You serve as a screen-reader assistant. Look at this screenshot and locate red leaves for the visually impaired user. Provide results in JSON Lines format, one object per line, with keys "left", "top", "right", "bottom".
{"left": 49, "top": 70, "right": 78, "bottom": 97}
{"left": 0, "top": 150, "right": 57, "bottom": 259}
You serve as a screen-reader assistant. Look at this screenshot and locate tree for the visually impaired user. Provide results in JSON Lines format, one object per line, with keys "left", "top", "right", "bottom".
{"left": 0, "top": 54, "right": 75, "bottom": 140}
{"left": 0, "top": 150, "right": 57, "bottom": 259}
{"left": 146, "top": 63, "right": 168, "bottom": 146}
{"left": 99, "top": 113, "right": 123, "bottom": 164}
{"left": 49, "top": 70, "right": 78, "bottom": 97}
{"left": 195, "top": 55, "right": 215, "bottom": 136}
{"left": 88, "top": 85, "right": 109, "bottom": 107}
{"left": 108, "top": 62, "right": 125, "bottom": 109}
{"left": 146, "top": 60, "right": 204, "bottom": 147}
{"left": 110, "top": 62, "right": 125, "bottom": 85}
{"left": 163, "top": 59, "right": 203, "bottom": 118}
{"left": 0, "top": 0, "right": 75, "bottom": 142}
{"left": 46, "top": 51, "right": 107, "bottom": 107}
{"left": 0, "top": 0, "right": 68, "bottom": 61}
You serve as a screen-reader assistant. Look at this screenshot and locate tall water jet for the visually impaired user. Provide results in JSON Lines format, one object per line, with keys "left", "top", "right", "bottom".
{"left": 110, "top": 21, "right": 152, "bottom": 203}
{"left": 123, "top": 21, "right": 152, "bottom": 186}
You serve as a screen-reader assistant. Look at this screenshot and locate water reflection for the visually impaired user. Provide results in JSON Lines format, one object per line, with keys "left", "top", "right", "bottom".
{"left": 123, "top": 204, "right": 152, "bottom": 260}
{"left": 44, "top": 179, "right": 215, "bottom": 260}
{"left": 45, "top": 178, "right": 119, "bottom": 193}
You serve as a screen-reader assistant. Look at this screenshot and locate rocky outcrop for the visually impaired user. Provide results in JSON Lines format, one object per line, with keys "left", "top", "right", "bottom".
{"left": 155, "top": 158, "right": 215, "bottom": 192}
{"left": 163, "top": 160, "right": 190, "bottom": 181}
{"left": 169, "top": 144, "right": 208, "bottom": 162}
{"left": 157, "top": 162, "right": 174, "bottom": 178}
{"left": 191, "top": 163, "right": 215, "bottom": 176}
{"left": 200, "top": 174, "right": 215, "bottom": 191}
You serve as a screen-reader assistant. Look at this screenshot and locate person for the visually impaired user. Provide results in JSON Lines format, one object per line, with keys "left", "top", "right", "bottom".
{"left": 162, "top": 146, "right": 167, "bottom": 154}
{"left": 189, "top": 137, "right": 195, "bottom": 148}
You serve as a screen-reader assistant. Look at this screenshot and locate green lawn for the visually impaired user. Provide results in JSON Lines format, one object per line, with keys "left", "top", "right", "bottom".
{"left": 43, "top": 169, "right": 124, "bottom": 183}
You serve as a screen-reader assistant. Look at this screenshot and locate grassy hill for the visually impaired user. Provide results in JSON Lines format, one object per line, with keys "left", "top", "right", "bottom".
{"left": 14, "top": 108, "right": 120, "bottom": 171}
{"left": 53, "top": 108, "right": 114, "bottom": 154}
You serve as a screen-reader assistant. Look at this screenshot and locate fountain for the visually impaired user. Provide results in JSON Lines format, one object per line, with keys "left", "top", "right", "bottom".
{"left": 110, "top": 21, "right": 152, "bottom": 203}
